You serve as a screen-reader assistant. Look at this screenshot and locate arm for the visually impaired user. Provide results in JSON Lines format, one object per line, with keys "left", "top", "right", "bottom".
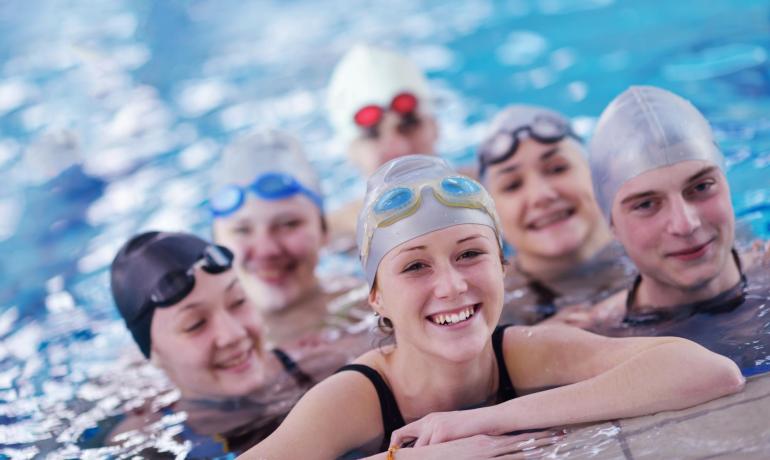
{"left": 240, "top": 371, "right": 383, "bottom": 460}
{"left": 391, "top": 325, "right": 744, "bottom": 446}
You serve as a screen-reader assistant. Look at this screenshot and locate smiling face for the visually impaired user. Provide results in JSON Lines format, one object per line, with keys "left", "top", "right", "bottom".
{"left": 150, "top": 269, "right": 267, "bottom": 399}
{"left": 212, "top": 195, "right": 326, "bottom": 313}
{"left": 348, "top": 111, "right": 438, "bottom": 175}
{"left": 611, "top": 160, "right": 736, "bottom": 303}
{"left": 484, "top": 137, "right": 609, "bottom": 269}
{"left": 370, "top": 224, "right": 504, "bottom": 362}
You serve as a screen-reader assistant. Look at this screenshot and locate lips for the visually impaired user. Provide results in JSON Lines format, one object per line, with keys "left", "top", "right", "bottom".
{"left": 214, "top": 347, "right": 255, "bottom": 372}
{"left": 526, "top": 208, "right": 575, "bottom": 231}
{"left": 426, "top": 304, "right": 480, "bottom": 327}
{"left": 665, "top": 239, "right": 714, "bottom": 261}
{"left": 244, "top": 259, "right": 299, "bottom": 283}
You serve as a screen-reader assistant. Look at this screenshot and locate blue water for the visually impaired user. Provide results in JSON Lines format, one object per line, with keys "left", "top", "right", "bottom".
{"left": 0, "top": 0, "right": 769, "bottom": 457}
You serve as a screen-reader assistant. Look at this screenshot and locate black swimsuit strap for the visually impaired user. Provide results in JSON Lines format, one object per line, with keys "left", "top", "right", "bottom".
{"left": 272, "top": 348, "right": 313, "bottom": 387}
{"left": 492, "top": 325, "right": 517, "bottom": 402}
{"left": 336, "top": 364, "right": 405, "bottom": 452}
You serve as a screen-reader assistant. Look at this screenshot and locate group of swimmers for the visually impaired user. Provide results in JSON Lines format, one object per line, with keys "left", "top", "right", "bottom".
{"left": 104, "top": 44, "right": 769, "bottom": 458}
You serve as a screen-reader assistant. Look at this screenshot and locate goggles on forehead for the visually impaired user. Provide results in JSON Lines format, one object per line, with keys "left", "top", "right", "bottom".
{"left": 209, "top": 172, "right": 323, "bottom": 218}
{"left": 361, "top": 175, "right": 490, "bottom": 260}
{"left": 353, "top": 92, "right": 419, "bottom": 136}
{"left": 478, "top": 114, "right": 578, "bottom": 177}
{"left": 131, "top": 245, "right": 234, "bottom": 325}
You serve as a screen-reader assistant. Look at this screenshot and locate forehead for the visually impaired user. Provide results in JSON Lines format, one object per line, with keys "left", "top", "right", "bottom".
{"left": 487, "top": 137, "right": 585, "bottom": 177}
{"left": 615, "top": 160, "right": 722, "bottom": 198}
{"left": 157, "top": 270, "right": 240, "bottom": 318}
{"left": 222, "top": 194, "right": 320, "bottom": 224}
{"left": 384, "top": 223, "right": 497, "bottom": 259}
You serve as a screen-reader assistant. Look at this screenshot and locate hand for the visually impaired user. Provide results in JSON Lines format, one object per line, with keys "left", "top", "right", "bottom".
{"left": 541, "top": 291, "right": 627, "bottom": 330}
{"left": 389, "top": 432, "right": 565, "bottom": 460}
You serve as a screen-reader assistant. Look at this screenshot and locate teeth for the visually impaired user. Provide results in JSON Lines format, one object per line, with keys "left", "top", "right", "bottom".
{"left": 531, "top": 210, "right": 571, "bottom": 229}
{"left": 430, "top": 306, "right": 476, "bottom": 325}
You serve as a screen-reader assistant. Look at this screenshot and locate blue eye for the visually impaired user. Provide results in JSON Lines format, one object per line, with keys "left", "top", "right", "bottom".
{"left": 441, "top": 177, "right": 480, "bottom": 197}
{"left": 374, "top": 187, "right": 414, "bottom": 214}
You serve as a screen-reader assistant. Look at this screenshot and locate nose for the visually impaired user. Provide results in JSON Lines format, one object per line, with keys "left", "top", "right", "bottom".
{"left": 524, "top": 174, "right": 558, "bottom": 208}
{"left": 378, "top": 114, "right": 414, "bottom": 159}
{"left": 213, "top": 310, "right": 248, "bottom": 349}
{"left": 251, "top": 227, "right": 284, "bottom": 258}
{"left": 433, "top": 262, "right": 468, "bottom": 300}
{"left": 667, "top": 196, "right": 701, "bottom": 236}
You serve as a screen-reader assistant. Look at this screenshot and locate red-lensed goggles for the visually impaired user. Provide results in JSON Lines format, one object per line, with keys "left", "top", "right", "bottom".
{"left": 353, "top": 92, "right": 419, "bottom": 130}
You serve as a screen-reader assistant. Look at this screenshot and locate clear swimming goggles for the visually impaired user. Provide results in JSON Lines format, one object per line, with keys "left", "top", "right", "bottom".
{"left": 478, "top": 113, "right": 578, "bottom": 176}
{"left": 209, "top": 171, "right": 323, "bottom": 218}
{"left": 361, "top": 175, "right": 494, "bottom": 259}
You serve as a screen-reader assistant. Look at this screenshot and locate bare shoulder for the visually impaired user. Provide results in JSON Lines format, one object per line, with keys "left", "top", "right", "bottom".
{"left": 244, "top": 359, "right": 384, "bottom": 459}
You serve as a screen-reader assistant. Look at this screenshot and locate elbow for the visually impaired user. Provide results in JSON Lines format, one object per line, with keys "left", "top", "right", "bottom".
{"left": 699, "top": 355, "right": 745, "bottom": 400}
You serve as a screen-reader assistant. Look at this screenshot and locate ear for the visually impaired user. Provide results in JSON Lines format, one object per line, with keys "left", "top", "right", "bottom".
{"left": 368, "top": 287, "right": 385, "bottom": 316}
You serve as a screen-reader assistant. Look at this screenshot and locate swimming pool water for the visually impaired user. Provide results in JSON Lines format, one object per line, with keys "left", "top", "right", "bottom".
{"left": 1, "top": 0, "right": 769, "bottom": 457}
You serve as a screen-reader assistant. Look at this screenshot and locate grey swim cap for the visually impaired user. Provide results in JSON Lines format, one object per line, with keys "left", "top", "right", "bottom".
{"left": 477, "top": 104, "right": 579, "bottom": 179}
{"left": 357, "top": 155, "right": 502, "bottom": 288}
{"left": 212, "top": 130, "right": 322, "bottom": 202}
{"left": 327, "top": 44, "right": 433, "bottom": 143}
{"left": 589, "top": 86, "right": 725, "bottom": 221}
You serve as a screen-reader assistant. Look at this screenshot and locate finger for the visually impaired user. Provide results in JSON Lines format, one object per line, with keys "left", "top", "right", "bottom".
{"left": 390, "top": 426, "right": 416, "bottom": 448}
{"left": 413, "top": 432, "right": 430, "bottom": 448}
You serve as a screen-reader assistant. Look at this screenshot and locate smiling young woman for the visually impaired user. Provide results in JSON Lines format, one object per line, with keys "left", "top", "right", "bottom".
{"left": 241, "top": 155, "right": 744, "bottom": 460}
{"left": 478, "top": 105, "right": 633, "bottom": 326}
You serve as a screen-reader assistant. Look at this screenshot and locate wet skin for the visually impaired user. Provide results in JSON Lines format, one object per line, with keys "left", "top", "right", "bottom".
{"left": 348, "top": 111, "right": 438, "bottom": 176}
{"left": 150, "top": 269, "right": 272, "bottom": 399}
{"left": 611, "top": 160, "right": 740, "bottom": 308}
{"left": 212, "top": 195, "right": 326, "bottom": 314}
{"left": 484, "top": 137, "right": 611, "bottom": 277}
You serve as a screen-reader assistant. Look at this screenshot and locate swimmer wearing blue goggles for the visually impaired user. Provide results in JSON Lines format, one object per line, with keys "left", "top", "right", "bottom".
{"left": 357, "top": 155, "right": 502, "bottom": 288}
{"left": 477, "top": 110, "right": 580, "bottom": 178}
{"left": 208, "top": 172, "right": 324, "bottom": 218}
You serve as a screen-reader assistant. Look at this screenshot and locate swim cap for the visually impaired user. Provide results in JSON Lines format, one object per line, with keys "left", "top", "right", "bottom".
{"left": 212, "top": 130, "right": 322, "bottom": 205}
{"left": 327, "top": 44, "right": 433, "bottom": 143}
{"left": 589, "top": 86, "right": 725, "bottom": 221}
{"left": 111, "top": 231, "right": 210, "bottom": 358}
{"left": 357, "top": 155, "right": 502, "bottom": 288}
{"left": 477, "top": 104, "right": 579, "bottom": 179}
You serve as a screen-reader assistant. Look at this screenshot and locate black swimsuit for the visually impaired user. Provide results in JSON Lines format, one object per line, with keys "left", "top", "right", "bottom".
{"left": 336, "top": 325, "right": 517, "bottom": 452}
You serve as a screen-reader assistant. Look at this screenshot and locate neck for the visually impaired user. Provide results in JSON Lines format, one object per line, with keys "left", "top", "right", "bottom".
{"left": 259, "top": 278, "right": 323, "bottom": 318}
{"left": 516, "top": 225, "right": 614, "bottom": 281}
{"left": 633, "top": 251, "right": 742, "bottom": 310}
{"left": 386, "top": 340, "right": 497, "bottom": 420}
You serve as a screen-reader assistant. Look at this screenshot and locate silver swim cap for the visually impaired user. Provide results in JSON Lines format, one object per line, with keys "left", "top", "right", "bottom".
{"left": 357, "top": 155, "right": 502, "bottom": 288}
{"left": 589, "top": 86, "right": 725, "bottom": 221}
{"left": 477, "top": 104, "right": 579, "bottom": 179}
{"left": 213, "top": 130, "right": 321, "bottom": 195}
{"left": 327, "top": 44, "right": 433, "bottom": 143}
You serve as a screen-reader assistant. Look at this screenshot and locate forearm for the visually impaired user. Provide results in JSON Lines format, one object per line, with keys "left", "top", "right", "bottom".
{"left": 488, "top": 340, "right": 744, "bottom": 433}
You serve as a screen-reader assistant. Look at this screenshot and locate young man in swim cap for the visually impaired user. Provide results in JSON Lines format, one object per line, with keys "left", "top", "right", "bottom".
{"left": 209, "top": 130, "right": 371, "bottom": 345}
{"left": 581, "top": 86, "right": 770, "bottom": 368}
{"left": 477, "top": 104, "right": 634, "bottom": 325}
{"left": 107, "top": 231, "right": 366, "bottom": 454}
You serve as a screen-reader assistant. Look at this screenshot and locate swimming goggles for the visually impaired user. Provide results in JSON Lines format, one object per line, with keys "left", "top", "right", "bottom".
{"left": 361, "top": 175, "right": 491, "bottom": 259}
{"left": 209, "top": 171, "right": 323, "bottom": 218}
{"left": 478, "top": 113, "right": 578, "bottom": 176}
{"left": 353, "top": 92, "right": 419, "bottom": 137}
{"left": 132, "top": 244, "right": 234, "bottom": 323}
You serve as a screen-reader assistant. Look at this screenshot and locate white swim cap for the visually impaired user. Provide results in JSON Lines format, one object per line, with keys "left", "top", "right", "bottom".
{"left": 357, "top": 155, "right": 502, "bottom": 288}
{"left": 212, "top": 129, "right": 322, "bottom": 198}
{"left": 589, "top": 86, "right": 725, "bottom": 221}
{"left": 327, "top": 44, "right": 433, "bottom": 143}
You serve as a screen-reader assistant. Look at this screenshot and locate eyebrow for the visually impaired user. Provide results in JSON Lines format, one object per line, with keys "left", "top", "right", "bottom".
{"left": 457, "top": 234, "right": 484, "bottom": 244}
{"left": 395, "top": 244, "right": 427, "bottom": 256}
{"left": 620, "top": 166, "right": 719, "bottom": 205}
{"left": 225, "top": 278, "right": 238, "bottom": 293}
{"left": 494, "top": 147, "right": 560, "bottom": 176}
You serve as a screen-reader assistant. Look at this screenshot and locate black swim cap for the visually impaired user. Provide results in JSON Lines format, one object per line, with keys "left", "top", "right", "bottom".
{"left": 110, "top": 231, "right": 210, "bottom": 358}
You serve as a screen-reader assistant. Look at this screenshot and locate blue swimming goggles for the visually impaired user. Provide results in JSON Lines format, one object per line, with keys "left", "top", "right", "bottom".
{"left": 478, "top": 113, "right": 579, "bottom": 177}
{"left": 371, "top": 176, "right": 485, "bottom": 228}
{"left": 209, "top": 172, "right": 324, "bottom": 218}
